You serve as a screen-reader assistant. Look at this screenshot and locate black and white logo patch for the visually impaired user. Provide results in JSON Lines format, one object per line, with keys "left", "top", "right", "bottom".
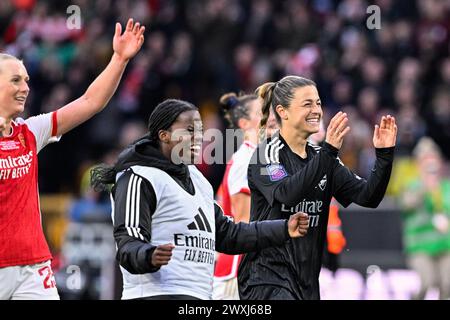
{"left": 317, "top": 174, "right": 327, "bottom": 191}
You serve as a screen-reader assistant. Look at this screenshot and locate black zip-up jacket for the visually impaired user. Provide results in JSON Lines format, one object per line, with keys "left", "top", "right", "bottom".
{"left": 238, "top": 134, "right": 395, "bottom": 300}
{"left": 111, "top": 137, "right": 292, "bottom": 275}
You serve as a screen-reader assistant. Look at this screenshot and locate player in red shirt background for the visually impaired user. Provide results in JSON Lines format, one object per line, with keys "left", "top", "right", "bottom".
{"left": 0, "top": 18, "right": 145, "bottom": 300}
{"left": 213, "top": 92, "right": 278, "bottom": 299}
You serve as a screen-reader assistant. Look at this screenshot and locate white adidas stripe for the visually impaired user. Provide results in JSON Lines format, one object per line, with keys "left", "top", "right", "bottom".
{"left": 130, "top": 175, "right": 137, "bottom": 237}
{"left": 274, "top": 143, "right": 284, "bottom": 163}
{"left": 269, "top": 140, "right": 280, "bottom": 163}
{"left": 265, "top": 136, "right": 285, "bottom": 163}
{"left": 135, "top": 177, "right": 143, "bottom": 240}
{"left": 110, "top": 193, "right": 115, "bottom": 225}
{"left": 125, "top": 174, "right": 134, "bottom": 237}
{"left": 265, "top": 137, "right": 280, "bottom": 163}
{"left": 125, "top": 174, "right": 145, "bottom": 241}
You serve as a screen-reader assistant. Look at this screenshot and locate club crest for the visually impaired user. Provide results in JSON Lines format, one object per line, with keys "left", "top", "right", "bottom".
{"left": 18, "top": 133, "right": 26, "bottom": 148}
{"left": 317, "top": 174, "right": 327, "bottom": 191}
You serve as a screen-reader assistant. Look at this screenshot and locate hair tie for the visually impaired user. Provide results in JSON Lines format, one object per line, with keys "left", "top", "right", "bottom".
{"left": 227, "top": 96, "right": 240, "bottom": 109}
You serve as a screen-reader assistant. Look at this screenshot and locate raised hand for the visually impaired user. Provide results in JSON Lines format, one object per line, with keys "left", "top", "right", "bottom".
{"left": 373, "top": 115, "right": 397, "bottom": 148}
{"left": 113, "top": 18, "right": 145, "bottom": 62}
{"left": 151, "top": 243, "right": 175, "bottom": 268}
{"left": 325, "top": 111, "right": 350, "bottom": 150}
{"left": 288, "top": 212, "right": 309, "bottom": 237}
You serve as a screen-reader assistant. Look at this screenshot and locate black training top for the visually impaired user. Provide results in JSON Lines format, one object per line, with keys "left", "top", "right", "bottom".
{"left": 238, "top": 132, "right": 395, "bottom": 300}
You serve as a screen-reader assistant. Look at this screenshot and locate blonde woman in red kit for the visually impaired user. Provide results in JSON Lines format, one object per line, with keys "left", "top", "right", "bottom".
{"left": 0, "top": 18, "right": 145, "bottom": 300}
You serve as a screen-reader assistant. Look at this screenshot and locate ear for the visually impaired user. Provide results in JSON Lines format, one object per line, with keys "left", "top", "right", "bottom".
{"left": 275, "top": 104, "right": 288, "bottom": 121}
{"left": 158, "top": 129, "right": 171, "bottom": 144}
{"left": 237, "top": 117, "right": 249, "bottom": 130}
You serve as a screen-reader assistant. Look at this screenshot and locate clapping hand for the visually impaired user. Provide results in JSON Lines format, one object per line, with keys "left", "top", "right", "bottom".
{"left": 325, "top": 111, "right": 350, "bottom": 150}
{"left": 373, "top": 115, "right": 397, "bottom": 148}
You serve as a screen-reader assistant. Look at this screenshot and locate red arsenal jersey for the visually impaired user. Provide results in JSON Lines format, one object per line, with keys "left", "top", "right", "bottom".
{"left": 214, "top": 141, "right": 255, "bottom": 279}
{"left": 0, "top": 112, "right": 59, "bottom": 268}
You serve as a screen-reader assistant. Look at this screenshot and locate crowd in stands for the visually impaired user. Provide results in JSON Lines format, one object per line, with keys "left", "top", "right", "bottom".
{"left": 1, "top": 0, "right": 448, "bottom": 196}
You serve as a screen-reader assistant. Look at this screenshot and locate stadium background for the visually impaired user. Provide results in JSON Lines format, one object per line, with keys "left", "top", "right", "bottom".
{"left": 1, "top": 0, "right": 449, "bottom": 299}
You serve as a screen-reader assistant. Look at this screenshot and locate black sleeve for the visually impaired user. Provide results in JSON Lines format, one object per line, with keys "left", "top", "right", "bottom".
{"left": 332, "top": 147, "right": 395, "bottom": 208}
{"left": 249, "top": 142, "right": 339, "bottom": 207}
{"left": 112, "top": 170, "right": 159, "bottom": 274}
{"left": 214, "top": 202, "right": 289, "bottom": 254}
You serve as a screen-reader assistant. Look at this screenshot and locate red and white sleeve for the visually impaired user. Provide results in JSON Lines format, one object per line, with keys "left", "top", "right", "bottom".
{"left": 24, "top": 111, "right": 61, "bottom": 153}
{"left": 227, "top": 161, "right": 250, "bottom": 196}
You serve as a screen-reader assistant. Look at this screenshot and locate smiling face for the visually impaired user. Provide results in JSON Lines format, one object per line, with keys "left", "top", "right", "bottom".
{"left": 162, "top": 110, "right": 203, "bottom": 164}
{"left": 276, "top": 85, "right": 322, "bottom": 137}
{"left": 0, "top": 59, "right": 30, "bottom": 119}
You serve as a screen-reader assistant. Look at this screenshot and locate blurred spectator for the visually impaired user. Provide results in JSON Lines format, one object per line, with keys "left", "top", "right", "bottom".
{"left": 424, "top": 86, "right": 450, "bottom": 159}
{"left": 400, "top": 137, "right": 450, "bottom": 300}
{"left": 69, "top": 165, "right": 111, "bottom": 223}
{"left": 395, "top": 104, "right": 426, "bottom": 156}
{"left": 69, "top": 120, "right": 146, "bottom": 223}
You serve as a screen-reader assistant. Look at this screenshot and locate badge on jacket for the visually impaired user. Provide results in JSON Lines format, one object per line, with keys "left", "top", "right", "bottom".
{"left": 266, "top": 164, "right": 288, "bottom": 182}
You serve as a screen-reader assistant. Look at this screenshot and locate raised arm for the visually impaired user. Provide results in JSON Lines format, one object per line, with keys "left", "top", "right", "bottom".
{"left": 250, "top": 112, "right": 350, "bottom": 207}
{"left": 268, "top": 143, "right": 339, "bottom": 206}
{"left": 56, "top": 18, "right": 145, "bottom": 136}
{"left": 332, "top": 115, "right": 397, "bottom": 208}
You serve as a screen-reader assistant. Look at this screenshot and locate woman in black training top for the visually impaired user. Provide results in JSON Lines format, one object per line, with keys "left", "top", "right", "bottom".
{"left": 238, "top": 76, "right": 397, "bottom": 300}
{"left": 92, "top": 99, "right": 309, "bottom": 300}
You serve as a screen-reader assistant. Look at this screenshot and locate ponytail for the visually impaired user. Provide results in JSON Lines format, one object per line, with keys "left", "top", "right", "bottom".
{"left": 90, "top": 165, "right": 116, "bottom": 192}
{"left": 256, "top": 82, "right": 276, "bottom": 131}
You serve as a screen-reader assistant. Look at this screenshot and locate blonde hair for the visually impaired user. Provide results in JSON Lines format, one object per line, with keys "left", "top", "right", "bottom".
{"left": 0, "top": 53, "right": 22, "bottom": 73}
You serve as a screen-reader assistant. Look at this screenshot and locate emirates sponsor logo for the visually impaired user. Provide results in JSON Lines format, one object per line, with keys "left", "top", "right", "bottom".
{"left": 281, "top": 199, "right": 324, "bottom": 227}
{"left": 175, "top": 207, "right": 215, "bottom": 265}
{"left": 0, "top": 150, "right": 33, "bottom": 180}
